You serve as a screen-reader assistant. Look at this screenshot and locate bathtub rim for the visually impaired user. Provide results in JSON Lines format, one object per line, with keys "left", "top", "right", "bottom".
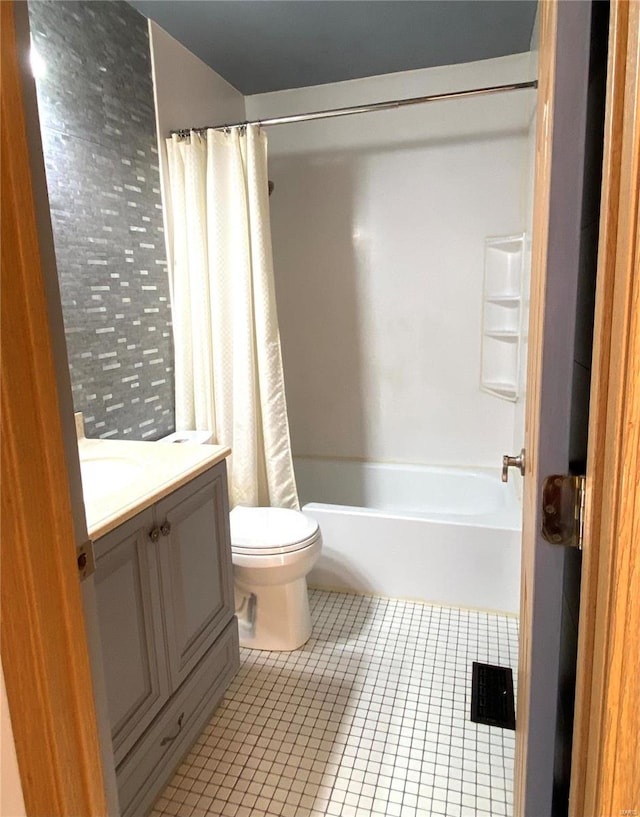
{"left": 295, "top": 457, "right": 523, "bottom": 531}
{"left": 302, "top": 499, "right": 522, "bottom": 532}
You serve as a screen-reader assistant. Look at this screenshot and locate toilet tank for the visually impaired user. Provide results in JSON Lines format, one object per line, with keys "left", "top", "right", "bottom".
{"left": 158, "top": 430, "right": 214, "bottom": 445}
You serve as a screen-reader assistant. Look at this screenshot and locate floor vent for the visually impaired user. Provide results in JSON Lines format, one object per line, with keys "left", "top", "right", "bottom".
{"left": 470, "top": 661, "right": 516, "bottom": 730}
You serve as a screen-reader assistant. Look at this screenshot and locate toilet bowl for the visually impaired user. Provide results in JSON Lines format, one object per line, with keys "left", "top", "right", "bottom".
{"left": 230, "top": 506, "right": 322, "bottom": 651}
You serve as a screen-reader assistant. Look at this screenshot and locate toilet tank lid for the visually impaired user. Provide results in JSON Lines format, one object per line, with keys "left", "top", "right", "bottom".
{"left": 158, "top": 430, "right": 213, "bottom": 445}
{"left": 230, "top": 506, "right": 319, "bottom": 548}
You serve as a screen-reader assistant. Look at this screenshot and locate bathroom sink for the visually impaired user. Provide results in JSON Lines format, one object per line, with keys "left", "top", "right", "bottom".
{"left": 80, "top": 456, "right": 144, "bottom": 499}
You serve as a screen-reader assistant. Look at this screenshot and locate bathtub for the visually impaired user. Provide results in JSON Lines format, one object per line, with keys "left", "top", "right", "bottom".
{"left": 295, "top": 457, "right": 522, "bottom": 614}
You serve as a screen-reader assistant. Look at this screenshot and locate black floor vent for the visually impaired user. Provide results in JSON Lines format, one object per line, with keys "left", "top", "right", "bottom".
{"left": 470, "top": 661, "right": 516, "bottom": 730}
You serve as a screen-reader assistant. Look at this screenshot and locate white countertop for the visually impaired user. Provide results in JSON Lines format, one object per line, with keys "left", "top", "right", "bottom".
{"left": 79, "top": 437, "right": 230, "bottom": 539}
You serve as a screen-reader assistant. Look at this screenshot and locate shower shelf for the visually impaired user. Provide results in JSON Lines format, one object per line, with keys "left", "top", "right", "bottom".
{"left": 482, "top": 382, "right": 518, "bottom": 401}
{"left": 486, "top": 294, "right": 521, "bottom": 305}
{"left": 484, "top": 330, "right": 519, "bottom": 339}
{"left": 480, "top": 233, "right": 529, "bottom": 403}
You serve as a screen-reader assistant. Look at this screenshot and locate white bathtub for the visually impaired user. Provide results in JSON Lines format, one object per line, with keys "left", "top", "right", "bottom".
{"left": 295, "top": 457, "right": 522, "bottom": 614}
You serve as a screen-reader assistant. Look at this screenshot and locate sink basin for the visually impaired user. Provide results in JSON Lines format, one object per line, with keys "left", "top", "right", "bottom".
{"left": 80, "top": 456, "right": 143, "bottom": 499}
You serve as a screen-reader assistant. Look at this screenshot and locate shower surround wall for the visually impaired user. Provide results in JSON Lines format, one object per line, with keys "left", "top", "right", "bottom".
{"left": 28, "top": 1, "right": 174, "bottom": 440}
{"left": 247, "top": 54, "right": 535, "bottom": 468}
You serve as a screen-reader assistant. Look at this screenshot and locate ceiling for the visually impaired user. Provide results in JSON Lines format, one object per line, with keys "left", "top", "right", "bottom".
{"left": 129, "top": 1, "right": 538, "bottom": 96}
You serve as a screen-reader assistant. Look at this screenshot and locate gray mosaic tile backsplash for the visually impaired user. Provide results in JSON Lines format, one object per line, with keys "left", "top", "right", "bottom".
{"left": 29, "top": 0, "right": 175, "bottom": 440}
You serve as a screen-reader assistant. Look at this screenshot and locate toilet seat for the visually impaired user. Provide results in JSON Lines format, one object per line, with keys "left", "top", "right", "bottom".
{"left": 230, "top": 506, "right": 322, "bottom": 650}
{"left": 230, "top": 506, "right": 320, "bottom": 556}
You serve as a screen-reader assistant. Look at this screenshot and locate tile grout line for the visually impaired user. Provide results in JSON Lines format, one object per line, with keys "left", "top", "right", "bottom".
{"left": 151, "top": 589, "right": 517, "bottom": 817}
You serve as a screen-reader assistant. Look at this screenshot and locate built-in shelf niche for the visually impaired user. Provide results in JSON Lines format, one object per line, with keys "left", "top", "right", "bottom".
{"left": 480, "top": 233, "right": 528, "bottom": 402}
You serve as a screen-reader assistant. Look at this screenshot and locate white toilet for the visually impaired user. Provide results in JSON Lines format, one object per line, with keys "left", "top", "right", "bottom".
{"left": 158, "top": 431, "right": 321, "bottom": 651}
{"left": 230, "top": 506, "right": 322, "bottom": 651}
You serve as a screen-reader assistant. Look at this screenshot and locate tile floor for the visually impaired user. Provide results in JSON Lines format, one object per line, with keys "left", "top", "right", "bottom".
{"left": 152, "top": 589, "right": 519, "bottom": 817}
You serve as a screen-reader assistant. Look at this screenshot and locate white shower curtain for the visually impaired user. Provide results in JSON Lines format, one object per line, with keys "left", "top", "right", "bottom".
{"left": 165, "top": 125, "right": 299, "bottom": 510}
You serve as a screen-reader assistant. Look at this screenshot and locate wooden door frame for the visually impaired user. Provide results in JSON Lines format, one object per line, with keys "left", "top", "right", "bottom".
{"left": 513, "top": 0, "right": 559, "bottom": 808}
{"left": 570, "top": 1, "right": 640, "bottom": 814}
{"left": 1, "top": 2, "right": 107, "bottom": 815}
{"left": 2, "top": 0, "right": 638, "bottom": 814}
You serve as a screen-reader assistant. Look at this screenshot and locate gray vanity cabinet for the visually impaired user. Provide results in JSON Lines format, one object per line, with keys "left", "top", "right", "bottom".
{"left": 155, "top": 465, "right": 234, "bottom": 688}
{"left": 93, "top": 507, "right": 170, "bottom": 766}
{"left": 93, "top": 460, "right": 239, "bottom": 817}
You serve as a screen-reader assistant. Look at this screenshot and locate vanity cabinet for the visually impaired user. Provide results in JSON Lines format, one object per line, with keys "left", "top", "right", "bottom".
{"left": 156, "top": 472, "right": 234, "bottom": 689}
{"left": 93, "top": 460, "right": 239, "bottom": 817}
{"left": 93, "top": 508, "right": 170, "bottom": 765}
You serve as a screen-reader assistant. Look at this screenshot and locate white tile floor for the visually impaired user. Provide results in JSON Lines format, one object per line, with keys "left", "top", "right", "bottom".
{"left": 152, "top": 590, "right": 518, "bottom": 817}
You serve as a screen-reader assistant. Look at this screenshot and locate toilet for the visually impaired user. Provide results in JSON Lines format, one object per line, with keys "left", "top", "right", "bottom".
{"left": 158, "top": 430, "right": 321, "bottom": 652}
{"left": 230, "top": 506, "right": 322, "bottom": 651}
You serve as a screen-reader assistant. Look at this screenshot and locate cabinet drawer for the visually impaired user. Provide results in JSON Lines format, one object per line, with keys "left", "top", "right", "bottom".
{"left": 117, "top": 619, "right": 240, "bottom": 817}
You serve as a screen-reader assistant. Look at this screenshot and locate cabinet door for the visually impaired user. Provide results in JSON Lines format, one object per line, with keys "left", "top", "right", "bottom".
{"left": 155, "top": 463, "right": 235, "bottom": 689}
{"left": 94, "top": 509, "right": 169, "bottom": 765}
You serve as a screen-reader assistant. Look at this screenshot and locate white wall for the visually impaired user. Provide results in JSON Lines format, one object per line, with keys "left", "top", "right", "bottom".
{"left": 149, "top": 21, "right": 246, "bottom": 266}
{"left": 149, "top": 22, "right": 245, "bottom": 136}
{"left": 247, "top": 55, "right": 536, "bottom": 467}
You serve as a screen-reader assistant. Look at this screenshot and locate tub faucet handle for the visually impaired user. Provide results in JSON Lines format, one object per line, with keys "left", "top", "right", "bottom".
{"left": 502, "top": 449, "right": 526, "bottom": 482}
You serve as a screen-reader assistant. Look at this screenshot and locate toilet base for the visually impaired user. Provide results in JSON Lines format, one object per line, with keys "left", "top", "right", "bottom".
{"left": 235, "top": 576, "right": 312, "bottom": 651}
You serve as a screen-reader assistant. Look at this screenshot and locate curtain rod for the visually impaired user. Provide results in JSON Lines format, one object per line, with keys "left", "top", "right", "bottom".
{"left": 171, "top": 79, "right": 537, "bottom": 137}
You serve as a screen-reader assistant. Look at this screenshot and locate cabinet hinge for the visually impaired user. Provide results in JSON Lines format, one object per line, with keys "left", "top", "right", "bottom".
{"left": 77, "top": 539, "right": 96, "bottom": 580}
{"left": 541, "top": 475, "right": 586, "bottom": 550}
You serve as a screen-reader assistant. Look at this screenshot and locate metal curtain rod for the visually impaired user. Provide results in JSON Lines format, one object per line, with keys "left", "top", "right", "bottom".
{"left": 171, "top": 80, "right": 537, "bottom": 137}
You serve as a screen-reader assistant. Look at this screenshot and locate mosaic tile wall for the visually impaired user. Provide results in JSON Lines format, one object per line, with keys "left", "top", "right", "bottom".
{"left": 29, "top": 0, "right": 175, "bottom": 440}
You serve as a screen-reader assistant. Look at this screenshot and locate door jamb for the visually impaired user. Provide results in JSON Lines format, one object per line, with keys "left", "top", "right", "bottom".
{"left": 570, "top": 2, "right": 640, "bottom": 814}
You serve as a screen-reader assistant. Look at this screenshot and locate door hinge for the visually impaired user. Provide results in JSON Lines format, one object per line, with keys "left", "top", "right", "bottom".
{"left": 541, "top": 475, "right": 586, "bottom": 550}
{"left": 77, "top": 539, "right": 96, "bottom": 580}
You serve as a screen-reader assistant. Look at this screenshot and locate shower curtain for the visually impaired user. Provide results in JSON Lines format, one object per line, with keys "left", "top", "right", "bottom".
{"left": 165, "top": 125, "right": 299, "bottom": 510}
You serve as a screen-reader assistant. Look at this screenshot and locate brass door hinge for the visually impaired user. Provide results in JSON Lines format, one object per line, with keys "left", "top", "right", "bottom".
{"left": 541, "top": 474, "right": 586, "bottom": 550}
{"left": 77, "top": 540, "right": 96, "bottom": 580}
